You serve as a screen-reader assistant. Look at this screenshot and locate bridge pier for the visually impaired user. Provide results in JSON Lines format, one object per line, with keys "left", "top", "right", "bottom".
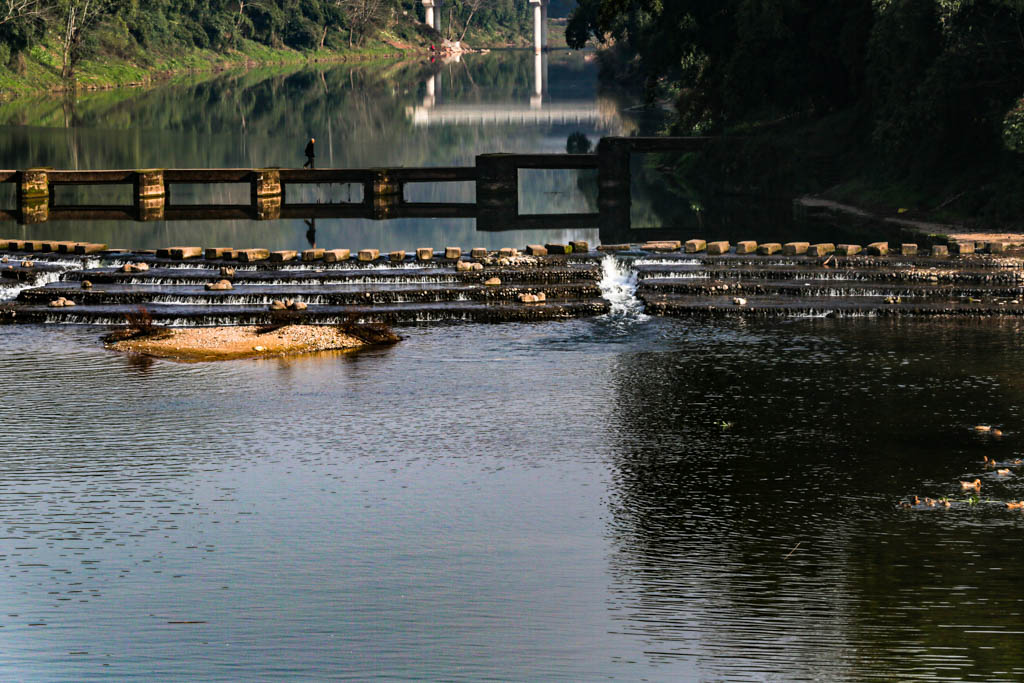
{"left": 528, "top": 0, "right": 548, "bottom": 53}
{"left": 422, "top": 0, "right": 439, "bottom": 30}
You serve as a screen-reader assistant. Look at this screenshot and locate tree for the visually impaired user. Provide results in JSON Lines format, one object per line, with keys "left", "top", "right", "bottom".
{"left": 57, "top": 0, "right": 118, "bottom": 79}
{"left": 0, "top": 0, "right": 47, "bottom": 25}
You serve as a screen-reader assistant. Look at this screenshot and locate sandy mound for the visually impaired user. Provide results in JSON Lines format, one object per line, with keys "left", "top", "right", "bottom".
{"left": 105, "top": 325, "right": 373, "bottom": 361}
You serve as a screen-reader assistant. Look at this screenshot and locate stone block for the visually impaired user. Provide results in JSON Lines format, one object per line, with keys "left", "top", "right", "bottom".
{"left": 471, "top": 248, "right": 487, "bottom": 259}
{"left": 987, "top": 241, "right": 1007, "bottom": 254}
{"left": 836, "top": 244, "right": 862, "bottom": 256}
{"left": 684, "top": 239, "right": 707, "bottom": 253}
{"left": 758, "top": 243, "right": 782, "bottom": 255}
{"left": 866, "top": 242, "right": 889, "bottom": 256}
{"left": 324, "top": 249, "right": 350, "bottom": 263}
{"left": 19, "top": 169, "right": 48, "bottom": 199}
{"left": 7, "top": 240, "right": 26, "bottom": 250}
{"left": 569, "top": 241, "right": 589, "bottom": 253}
{"left": 358, "top": 249, "right": 380, "bottom": 262}
{"left": 545, "top": 243, "right": 572, "bottom": 254}
{"left": 56, "top": 242, "right": 76, "bottom": 253}
{"left": 526, "top": 244, "right": 548, "bottom": 256}
{"left": 597, "top": 244, "right": 631, "bottom": 252}
{"left": 900, "top": 243, "right": 918, "bottom": 256}
{"left": 205, "top": 279, "right": 233, "bottom": 291}
{"left": 444, "top": 247, "right": 461, "bottom": 259}
{"left": 204, "top": 247, "right": 232, "bottom": 260}
{"left": 948, "top": 241, "right": 973, "bottom": 255}
{"left": 807, "top": 243, "right": 835, "bottom": 257}
{"left": 270, "top": 250, "right": 298, "bottom": 262}
{"left": 251, "top": 168, "right": 282, "bottom": 198}
{"left": 706, "top": 241, "right": 730, "bottom": 255}
{"left": 134, "top": 169, "right": 165, "bottom": 199}
{"left": 74, "top": 243, "right": 106, "bottom": 255}
{"left": 642, "top": 240, "right": 681, "bottom": 251}
{"left": 236, "top": 249, "right": 270, "bottom": 262}
{"left": 170, "top": 246, "right": 203, "bottom": 259}
{"left": 389, "top": 250, "right": 406, "bottom": 263}
{"left": 499, "top": 247, "right": 518, "bottom": 257}
{"left": 783, "top": 241, "right": 810, "bottom": 255}
{"left": 416, "top": 248, "right": 434, "bottom": 261}
{"left": 302, "top": 248, "right": 325, "bottom": 262}
{"left": 734, "top": 241, "right": 757, "bottom": 254}
{"left": 38, "top": 241, "right": 59, "bottom": 252}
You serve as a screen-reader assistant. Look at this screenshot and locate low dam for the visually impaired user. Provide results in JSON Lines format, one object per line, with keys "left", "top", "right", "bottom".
{"left": 4, "top": 237, "right": 1024, "bottom": 326}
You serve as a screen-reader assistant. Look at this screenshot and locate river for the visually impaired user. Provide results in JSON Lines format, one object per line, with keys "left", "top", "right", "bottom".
{"left": 2, "top": 51, "right": 1024, "bottom": 681}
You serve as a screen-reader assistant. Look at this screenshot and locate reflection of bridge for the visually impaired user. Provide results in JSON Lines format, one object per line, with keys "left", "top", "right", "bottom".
{"left": 422, "top": 0, "right": 549, "bottom": 53}
{"left": 406, "top": 52, "right": 612, "bottom": 128}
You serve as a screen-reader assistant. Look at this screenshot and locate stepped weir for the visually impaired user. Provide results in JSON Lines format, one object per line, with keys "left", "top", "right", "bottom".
{"left": 4, "top": 238, "right": 1024, "bottom": 327}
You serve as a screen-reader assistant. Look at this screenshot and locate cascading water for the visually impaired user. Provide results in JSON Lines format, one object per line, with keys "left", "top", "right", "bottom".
{"left": 0, "top": 270, "right": 63, "bottom": 302}
{"left": 598, "top": 255, "right": 648, "bottom": 321}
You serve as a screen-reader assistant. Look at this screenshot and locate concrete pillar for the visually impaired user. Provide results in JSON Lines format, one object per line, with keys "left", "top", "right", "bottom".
{"left": 19, "top": 169, "right": 49, "bottom": 201}
{"left": 367, "top": 169, "right": 403, "bottom": 203}
{"left": 532, "top": 0, "right": 543, "bottom": 53}
{"left": 425, "top": 74, "right": 436, "bottom": 107}
{"left": 476, "top": 154, "right": 519, "bottom": 211}
{"left": 250, "top": 169, "right": 282, "bottom": 203}
{"left": 133, "top": 169, "right": 165, "bottom": 204}
{"left": 135, "top": 197, "right": 165, "bottom": 222}
{"left": 19, "top": 199, "right": 48, "bottom": 225}
{"left": 597, "top": 137, "right": 632, "bottom": 202}
{"left": 254, "top": 196, "right": 281, "bottom": 221}
{"left": 422, "top": 0, "right": 438, "bottom": 29}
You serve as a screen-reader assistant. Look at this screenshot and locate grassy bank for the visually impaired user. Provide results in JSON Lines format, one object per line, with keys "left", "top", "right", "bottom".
{"left": 0, "top": 34, "right": 419, "bottom": 100}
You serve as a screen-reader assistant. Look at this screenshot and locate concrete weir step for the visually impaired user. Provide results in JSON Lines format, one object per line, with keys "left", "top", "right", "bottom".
{"left": 7, "top": 300, "right": 611, "bottom": 325}
{"left": 634, "top": 264, "right": 1024, "bottom": 285}
{"left": 640, "top": 294, "right": 1024, "bottom": 318}
{"left": 18, "top": 283, "right": 601, "bottom": 306}
{"left": 637, "top": 278, "right": 1024, "bottom": 300}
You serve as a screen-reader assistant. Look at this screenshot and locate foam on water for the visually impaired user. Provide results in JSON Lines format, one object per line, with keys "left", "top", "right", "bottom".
{"left": 598, "top": 255, "right": 648, "bottom": 321}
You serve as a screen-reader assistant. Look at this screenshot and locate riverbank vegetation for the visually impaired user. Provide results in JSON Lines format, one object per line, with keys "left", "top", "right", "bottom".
{"left": 568, "top": 0, "right": 1024, "bottom": 228}
{"left": 0, "top": 0, "right": 533, "bottom": 96}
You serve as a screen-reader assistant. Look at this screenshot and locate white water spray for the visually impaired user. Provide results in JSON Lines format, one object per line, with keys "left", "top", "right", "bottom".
{"left": 598, "top": 255, "right": 648, "bottom": 320}
{"left": 0, "top": 270, "right": 63, "bottom": 303}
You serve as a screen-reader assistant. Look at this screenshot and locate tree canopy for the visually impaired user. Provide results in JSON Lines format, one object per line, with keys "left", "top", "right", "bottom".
{"left": 567, "top": 0, "right": 1024, "bottom": 176}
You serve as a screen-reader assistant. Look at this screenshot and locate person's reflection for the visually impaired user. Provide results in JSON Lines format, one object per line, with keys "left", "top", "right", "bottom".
{"left": 305, "top": 218, "right": 316, "bottom": 248}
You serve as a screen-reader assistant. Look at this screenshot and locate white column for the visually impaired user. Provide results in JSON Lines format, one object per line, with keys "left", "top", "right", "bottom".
{"left": 425, "top": 74, "right": 436, "bottom": 107}
{"left": 533, "top": 1, "right": 543, "bottom": 53}
{"left": 423, "top": 0, "right": 436, "bottom": 29}
{"left": 533, "top": 51, "right": 543, "bottom": 98}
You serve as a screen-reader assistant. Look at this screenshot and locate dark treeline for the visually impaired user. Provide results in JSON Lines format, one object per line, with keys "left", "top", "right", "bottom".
{"left": 568, "top": 0, "right": 1024, "bottom": 222}
{"left": 0, "top": 0, "right": 531, "bottom": 79}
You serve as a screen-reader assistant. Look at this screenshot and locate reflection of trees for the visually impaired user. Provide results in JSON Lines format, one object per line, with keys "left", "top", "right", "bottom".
{"left": 602, "top": 319, "right": 1024, "bottom": 678}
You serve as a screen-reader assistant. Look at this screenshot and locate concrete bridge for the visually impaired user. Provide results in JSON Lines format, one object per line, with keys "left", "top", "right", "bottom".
{"left": 422, "top": 0, "right": 549, "bottom": 53}
{"left": 406, "top": 52, "right": 614, "bottom": 128}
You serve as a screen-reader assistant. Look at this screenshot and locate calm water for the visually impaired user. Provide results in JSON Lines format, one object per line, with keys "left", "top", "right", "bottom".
{"left": 4, "top": 51, "right": 1024, "bottom": 681}
{"left": 4, "top": 316, "right": 1024, "bottom": 680}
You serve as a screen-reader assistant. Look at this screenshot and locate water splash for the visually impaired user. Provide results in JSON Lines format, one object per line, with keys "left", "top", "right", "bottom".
{"left": 598, "top": 255, "right": 648, "bottom": 321}
{"left": 0, "top": 270, "right": 64, "bottom": 303}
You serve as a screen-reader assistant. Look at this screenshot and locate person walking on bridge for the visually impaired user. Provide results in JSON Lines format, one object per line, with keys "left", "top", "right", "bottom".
{"left": 303, "top": 137, "right": 315, "bottom": 169}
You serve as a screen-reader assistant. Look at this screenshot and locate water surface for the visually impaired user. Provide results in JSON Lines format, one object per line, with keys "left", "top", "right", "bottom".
{"left": 4, "top": 316, "right": 1024, "bottom": 680}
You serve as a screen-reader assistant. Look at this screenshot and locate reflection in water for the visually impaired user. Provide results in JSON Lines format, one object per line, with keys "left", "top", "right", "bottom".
{"left": 0, "top": 51, "right": 630, "bottom": 253}
{"left": 605, "top": 318, "right": 1024, "bottom": 680}
{"left": 3, "top": 320, "right": 1024, "bottom": 679}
